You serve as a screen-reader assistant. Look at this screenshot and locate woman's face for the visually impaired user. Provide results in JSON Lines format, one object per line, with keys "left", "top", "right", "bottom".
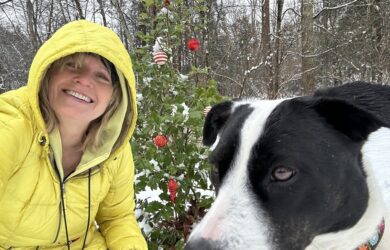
{"left": 48, "top": 55, "right": 114, "bottom": 125}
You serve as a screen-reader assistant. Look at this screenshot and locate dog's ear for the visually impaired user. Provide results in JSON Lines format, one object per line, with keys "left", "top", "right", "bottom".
{"left": 312, "top": 98, "right": 386, "bottom": 141}
{"left": 203, "top": 101, "right": 233, "bottom": 146}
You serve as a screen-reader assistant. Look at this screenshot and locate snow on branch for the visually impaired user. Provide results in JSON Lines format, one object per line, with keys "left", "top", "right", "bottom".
{"left": 314, "top": 0, "right": 358, "bottom": 19}
{"left": 244, "top": 61, "right": 264, "bottom": 76}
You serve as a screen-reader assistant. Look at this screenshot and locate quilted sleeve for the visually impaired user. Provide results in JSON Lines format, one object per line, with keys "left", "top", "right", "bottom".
{"left": 96, "top": 143, "right": 147, "bottom": 250}
{"left": 0, "top": 93, "right": 33, "bottom": 200}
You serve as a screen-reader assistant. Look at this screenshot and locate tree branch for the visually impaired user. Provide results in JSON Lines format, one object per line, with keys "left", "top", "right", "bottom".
{"left": 314, "top": 0, "right": 358, "bottom": 19}
{"left": 0, "top": 0, "right": 13, "bottom": 6}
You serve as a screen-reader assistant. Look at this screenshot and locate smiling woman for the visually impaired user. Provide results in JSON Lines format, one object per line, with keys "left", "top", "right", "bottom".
{"left": 40, "top": 53, "right": 121, "bottom": 151}
{"left": 39, "top": 53, "right": 122, "bottom": 176}
{"left": 0, "top": 20, "right": 147, "bottom": 249}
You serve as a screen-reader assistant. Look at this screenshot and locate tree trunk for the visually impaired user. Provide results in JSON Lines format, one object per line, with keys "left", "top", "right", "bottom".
{"left": 111, "top": 0, "right": 133, "bottom": 50}
{"left": 58, "top": 0, "right": 70, "bottom": 23}
{"left": 73, "top": 0, "right": 84, "bottom": 19}
{"left": 47, "top": 0, "right": 54, "bottom": 39}
{"left": 272, "top": 0, "right": 284, "bottom": 99}
{"left": 97, "top": 0, "right": 107, "bottom": 26}
{"left": 260, "top": 0, "right": 273, "bottom": 98}
{"left": 26, "top": 0, "right": 39, "bottom": 51}
{"left": 301, "top": 0, "right": 316, "bottom": 94}
{"left": 370, "top": 0, "right": 383, "bottom": 82}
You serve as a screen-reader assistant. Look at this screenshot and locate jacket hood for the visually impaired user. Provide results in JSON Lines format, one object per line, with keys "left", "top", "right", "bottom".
{"left": 27, "top": 20, "right": 137, "bottom": 171}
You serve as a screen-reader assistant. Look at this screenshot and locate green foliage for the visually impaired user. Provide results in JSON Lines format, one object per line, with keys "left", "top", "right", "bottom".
{"left": 131, "top": 1, "right": 224, "bottom": 249}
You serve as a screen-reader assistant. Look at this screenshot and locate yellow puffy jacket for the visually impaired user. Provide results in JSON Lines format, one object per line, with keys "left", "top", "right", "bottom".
{"left": 0, "top": 20, "right": 147, "bottom": 249}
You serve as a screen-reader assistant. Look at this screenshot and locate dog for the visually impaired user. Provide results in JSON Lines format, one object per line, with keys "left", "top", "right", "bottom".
{"left": 185, "top": 82, "right": 390, "bottom": 250}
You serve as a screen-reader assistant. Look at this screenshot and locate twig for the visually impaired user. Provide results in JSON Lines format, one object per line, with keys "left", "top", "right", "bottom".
{"left": 314, "top": 0, "right": 358, "bottom": 19}
{"left": 0, "top": 0, "right": 13, "bottom": 6}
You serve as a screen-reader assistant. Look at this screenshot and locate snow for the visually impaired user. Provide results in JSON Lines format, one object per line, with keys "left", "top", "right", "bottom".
{"left": 149, "top": 159, "right": 161, "bottom": 172}
{"left": 171, "top": 104, "right": 177, "bottom": 116}
{"left": 181, "top": 103, "right": 190, "bottom": 122}
{"left": 142, "top": 77, "right": 153, "bottom": 87}
{"left": 136, "top": 93, "right": 143, "bottom": 106}
{"left": 152, "top": 37, "right": 164, "bottom": 53}
{"left": 178, "top": 74, "right": 189, "bottom": 81}
{"left": 158, "top": 7, "right": 174, "bottom": 19}
{"left": 137, "top": 186, "right": 164, "bottom": 203}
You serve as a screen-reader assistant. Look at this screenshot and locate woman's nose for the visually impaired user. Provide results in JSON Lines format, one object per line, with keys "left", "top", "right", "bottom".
{"left": 74, "top": 72, "right": 94, "bottom": 87}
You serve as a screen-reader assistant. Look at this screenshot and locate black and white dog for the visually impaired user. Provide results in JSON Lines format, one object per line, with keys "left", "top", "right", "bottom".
{"left": 185, "top": 82, "right": 390, "bottom": 250}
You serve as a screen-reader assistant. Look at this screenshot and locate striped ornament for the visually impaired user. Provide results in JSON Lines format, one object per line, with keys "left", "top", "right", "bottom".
{"left": 203, "top": 106, "right": 212, "bottom": 116}
{"left": 153, "top": 51, "right": 168, "bottom": 65}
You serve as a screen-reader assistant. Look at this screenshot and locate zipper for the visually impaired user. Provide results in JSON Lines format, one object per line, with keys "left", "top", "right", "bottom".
{"left": 52, "top": 201, "right": 62, "bottom": 243}
{"left": 51, "top": 158, "right": 64, "bottom": 244}
{"left": 48, "top": 148, "right": 100, "bottom": 246}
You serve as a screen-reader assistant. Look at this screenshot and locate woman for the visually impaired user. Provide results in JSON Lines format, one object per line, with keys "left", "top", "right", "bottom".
{"left": 0, "top": 20, "right": 147, "bottom": 249}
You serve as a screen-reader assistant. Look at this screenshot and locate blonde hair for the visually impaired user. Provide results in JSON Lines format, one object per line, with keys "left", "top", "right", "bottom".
{"left": 39, "top": 52, "right": 122, "bottom": 152}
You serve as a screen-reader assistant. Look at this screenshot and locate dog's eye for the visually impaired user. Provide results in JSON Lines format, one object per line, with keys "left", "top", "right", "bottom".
{"left": 271, "top": 166, "right": 295, "bottom": 182}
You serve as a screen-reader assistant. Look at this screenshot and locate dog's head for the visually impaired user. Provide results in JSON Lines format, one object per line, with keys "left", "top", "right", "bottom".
{"left": 186, "top": 96, "right": 387, "bottom": 250}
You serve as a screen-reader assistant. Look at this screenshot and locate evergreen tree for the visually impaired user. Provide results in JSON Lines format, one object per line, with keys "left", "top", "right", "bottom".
{"left": 131, "top": 0, "right": 223, "bottom": 248}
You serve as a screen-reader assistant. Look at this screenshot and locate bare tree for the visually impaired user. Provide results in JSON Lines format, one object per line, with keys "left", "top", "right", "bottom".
{"left": 26, "top": 0, "right": 40, "bottom": 51}
{"left": 301, "top": 0, "right": 316, "bottom": 94}
{"left": 271, "top": 0, "right": 284, "bottom": 98}
{"left": 111, "top": 0, "right": 132, "bottom": 50}
{"left": 96, "top": 0, "right": 107, "bottom": 26}
{"left": 259, "top": 0, "right": 273, "bottom": 98}
{"left": 73, "top": 0, "right": 84, "bottom": 19}
{"left": 0, "top": 0, "right": 13, "bottom": 6}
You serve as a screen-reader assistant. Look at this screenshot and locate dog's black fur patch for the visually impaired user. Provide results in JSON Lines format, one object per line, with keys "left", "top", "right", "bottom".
{"left": 205, "top": 103, "right": 253, "bottom": 190}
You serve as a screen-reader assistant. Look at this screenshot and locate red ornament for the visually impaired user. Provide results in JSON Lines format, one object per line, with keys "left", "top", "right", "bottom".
{"left": 168, "top": 178, "right": 178, "bottom": 203}
{"left": 187, "top": 38, "right": 200, "bottom": 52}
{"left": 153, "top": 51, "right": 168, "bottom": 65}
{"left": 153, "top": 135, "right": 168, "bottom": 148}
{"left": 163, "top": 0, "right": 170, "bottom": 6}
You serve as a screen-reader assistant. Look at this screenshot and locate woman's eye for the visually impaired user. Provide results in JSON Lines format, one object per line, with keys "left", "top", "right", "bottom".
{"left": 65, "top": 62, "right": 76, "bottom": 70}
{"left": 96, "top": 73, "right": 111, "bottom": 83}
{"left": 271, "top": 166, "right": 295, "bottom": 182}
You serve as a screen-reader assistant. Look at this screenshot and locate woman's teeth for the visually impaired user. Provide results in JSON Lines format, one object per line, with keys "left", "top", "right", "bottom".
{"left": 65, "top": 90, "right": 92, "bottom": 103}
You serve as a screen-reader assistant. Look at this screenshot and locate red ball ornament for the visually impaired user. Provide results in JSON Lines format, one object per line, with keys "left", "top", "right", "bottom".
{"left": 168, "top": 178, "right": 178, "bottom": 203}
{"left": 187, "top": 38, "right": 200, "bottom": 52}
{"left": 163, "top": 0, "right": 170, "bottom": 6}
{"left": 153, "top": 51, "right": 168, "bottom": 65}
{"left": 153, "top": 135, "right": 168, "bottom": 148}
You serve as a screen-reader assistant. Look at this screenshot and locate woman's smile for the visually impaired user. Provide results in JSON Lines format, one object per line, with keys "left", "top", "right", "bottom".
{"left": 64, "top": 89, "right": 93, "bottom": 103}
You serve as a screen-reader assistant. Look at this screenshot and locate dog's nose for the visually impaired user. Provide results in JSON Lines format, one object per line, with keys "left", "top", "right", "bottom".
{"left": 185, "top": 239, "right": 220, "bottom": 250}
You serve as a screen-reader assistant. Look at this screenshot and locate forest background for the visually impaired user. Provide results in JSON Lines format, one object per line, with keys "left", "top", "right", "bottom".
{"left": 1, "top": 0, "right": 389, "bottom": 249}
